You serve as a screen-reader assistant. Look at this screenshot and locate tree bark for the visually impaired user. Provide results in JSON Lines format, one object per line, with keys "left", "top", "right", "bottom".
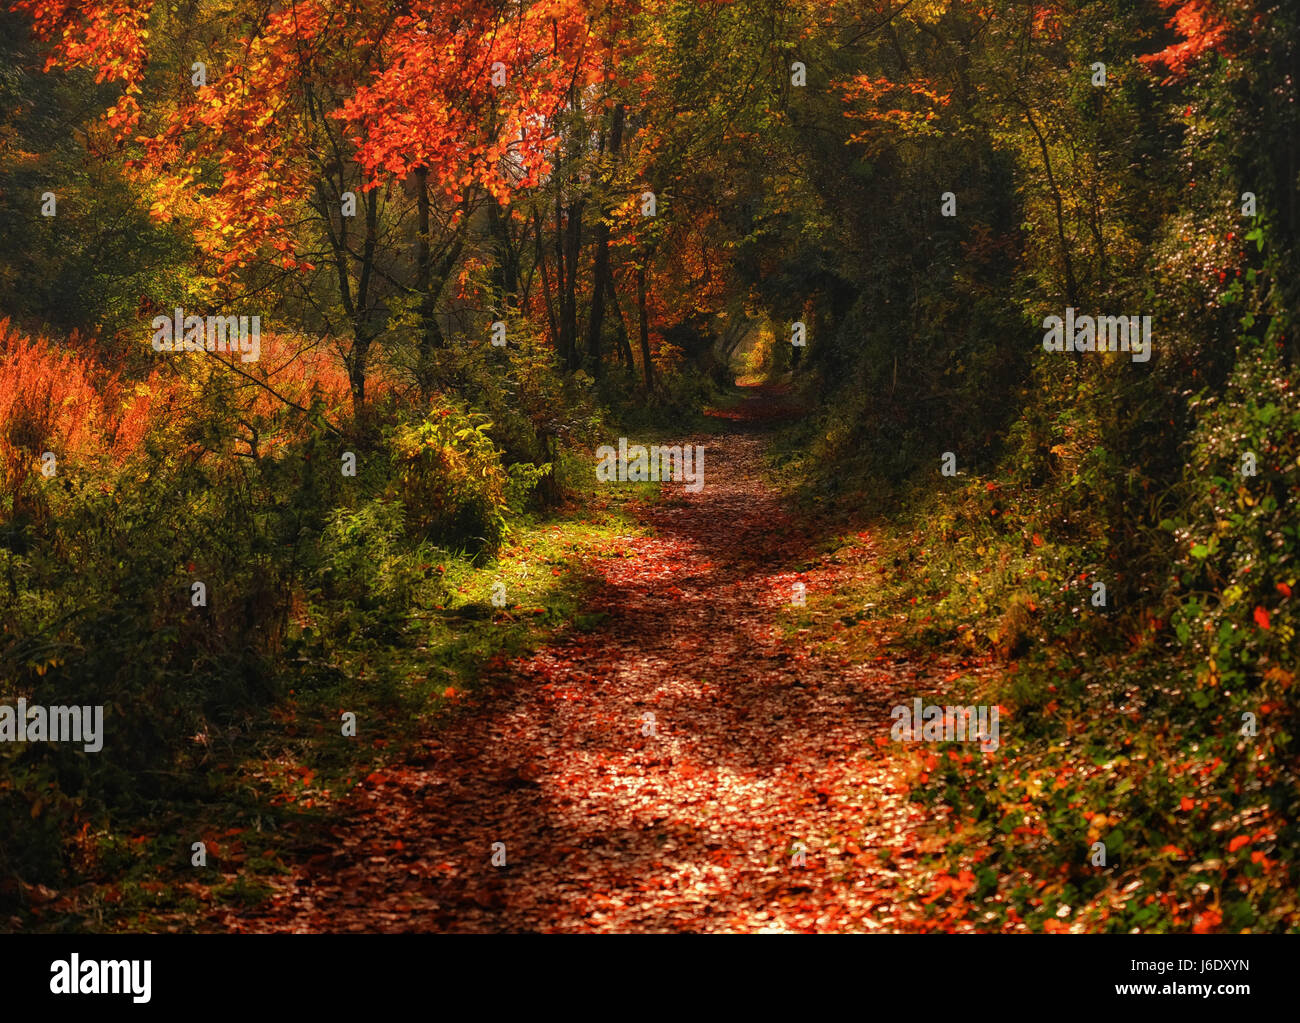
{"left": 561, "top": 194, "right": 584, "bottom": 372}
{"left": 636, "top": 262, "right": 654, "bottom": 393}
{"left": 413, "top": 173, "right": 469, "bottom": 395}
{"left": 1021, "top": 101, "right": 1080, "bottom": 310}
{"left": 487, "top": 195, "right": 519, "bottom": 313}
{"left": 607, "top": 272, "right": 634, "bottom": 368}
{"left": 533, "top": 204, "right": 560, "bottom": 352}
{"left": 584, "top": 102, "right": 625, "bottom": 377}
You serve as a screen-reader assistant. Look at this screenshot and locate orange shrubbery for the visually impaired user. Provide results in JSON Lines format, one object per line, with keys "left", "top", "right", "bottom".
{"left": 1, "top": 319, "right": 362, "bottom": 512}
{"left": 0, "top": 318, "right": 124, "bottom": 508}
{"left": 227, "top": 333, "right": 358, "bottom": 456}
{"left": 244, "top": 334, "right": 357, "bottom": 418}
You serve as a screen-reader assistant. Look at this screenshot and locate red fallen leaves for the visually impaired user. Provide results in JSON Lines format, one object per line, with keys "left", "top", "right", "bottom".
{"left": 227, "top": 401, "right": 988, "bottom": 934}
{"left": 1192, "top": 907, "right": 1223, "bottom": 934}
{"left": 921, "top": 870, "right": 977, "bottom": 905}
{"left": 1253, "top": 606, "right": 1270, "bottom": 630}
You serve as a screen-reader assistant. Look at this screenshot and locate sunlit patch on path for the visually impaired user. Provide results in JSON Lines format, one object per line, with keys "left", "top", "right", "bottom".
{"left": 232, "top": 388, "right": 959, "bottom": 933}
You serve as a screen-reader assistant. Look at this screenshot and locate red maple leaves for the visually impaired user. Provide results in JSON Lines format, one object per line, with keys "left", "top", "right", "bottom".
{"left": 1138, "top": 0, "right": 1233, "bottom": 82}
{"left": 337, "top": 1, "right": 599, "bottom": 204}
{"left": 12, "top": 0, "right": 623, "bottom": 268}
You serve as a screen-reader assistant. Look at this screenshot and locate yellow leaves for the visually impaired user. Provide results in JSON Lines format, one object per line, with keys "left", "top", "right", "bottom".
{"left": 1263, "top": 666, "right": 1294, "bottom": 689}
{"left": 910, "top": 0, "right": 952, "bottom": 23}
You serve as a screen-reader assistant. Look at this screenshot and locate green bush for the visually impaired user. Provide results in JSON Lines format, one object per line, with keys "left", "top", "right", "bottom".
{"left": 385, "top": 405, "right": 509, "bottom": 557}
{"left": 1167, "top": 340, "right": 1299, "bottom": 705}
{"left": 305, "top": 497, "right": 437, "bottom": 647}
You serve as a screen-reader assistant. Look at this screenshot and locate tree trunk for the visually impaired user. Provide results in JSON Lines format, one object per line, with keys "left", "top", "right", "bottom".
{"left": 414, "top": 167, "right": 439, "bottom": 393}
{"left": 533, "top": 204, "right": 560, "bottom": 351}
{"left": 413, "top": 177, "right": 469, "bottom": 395}
{"left": 607, "top": 272, "right": 634, "bottom": 368}
{"left": 553, "top": 183, "right": 570, "bottom": 367}
{"left": 1021, "top": 102, "right": 1080, "bottom": 310}
{"left": 347, "top": 337, "right": 370, "bottom": 422}
{"left": 561, "top": 196, "right": 583, "bottom": 372}
{"left": 488, "top": 196, "right": 519, "bottom": 313}
{"left": 584, "top": 103, "right": 625, "bottom": 377}
{"left": 636, "top": 263, "right": 654, "bottom": 393}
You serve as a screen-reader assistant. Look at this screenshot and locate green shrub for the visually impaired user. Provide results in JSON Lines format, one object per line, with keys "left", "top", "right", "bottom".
{"left": 305, "top": 497, "right": 437, "bottom": 647}
{"left": 385, "top": 405, "right": 509, "bottom": 557}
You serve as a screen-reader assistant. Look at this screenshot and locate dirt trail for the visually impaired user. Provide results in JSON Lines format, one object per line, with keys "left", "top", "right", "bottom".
{"left": 234, "top": 387, "right": 945, "bottom": 932}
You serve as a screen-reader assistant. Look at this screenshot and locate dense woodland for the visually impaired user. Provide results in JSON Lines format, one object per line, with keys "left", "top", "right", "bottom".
{"left": 1, "top": 0, "right": 1297, "bottom": 933}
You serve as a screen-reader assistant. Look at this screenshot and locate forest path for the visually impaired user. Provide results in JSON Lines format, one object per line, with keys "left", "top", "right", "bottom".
{"left": 233, "top": 385, "right": 951, "bottom": 932}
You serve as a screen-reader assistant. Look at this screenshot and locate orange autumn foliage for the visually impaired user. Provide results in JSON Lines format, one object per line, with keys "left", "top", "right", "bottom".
{"left": 0, "top": 319, "right": 137, "bottom": 507}
{"left": 1, "top": 319, "right": 362, "bottom": 511}
{"left": 1138, "top": 0, "right": 1233, "bottom": 82}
